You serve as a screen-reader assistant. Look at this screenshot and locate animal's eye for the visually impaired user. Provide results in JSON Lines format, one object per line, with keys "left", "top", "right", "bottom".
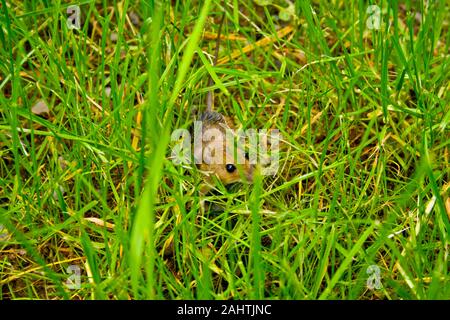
{"left": 226, "top": 164, "right": 236, "bottom": 173}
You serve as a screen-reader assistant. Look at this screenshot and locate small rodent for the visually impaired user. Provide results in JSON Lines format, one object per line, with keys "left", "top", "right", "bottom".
{"left": 195, "top": 12, "right": 254, "bottom": 190}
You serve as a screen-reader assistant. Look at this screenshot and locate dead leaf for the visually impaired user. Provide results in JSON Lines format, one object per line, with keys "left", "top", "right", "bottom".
{"left": 31, "top": 100, "right": 49, "bottom": 115}
{"left": 217, "top": 25, "right": 294, "bottom": 65}
{"left": 84, "top": 217, "right": 115, "bottom": 230}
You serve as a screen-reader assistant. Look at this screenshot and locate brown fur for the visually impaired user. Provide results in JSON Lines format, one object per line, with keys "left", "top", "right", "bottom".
{"left": 196, "top": 111, "right": 254, "bottom": 188}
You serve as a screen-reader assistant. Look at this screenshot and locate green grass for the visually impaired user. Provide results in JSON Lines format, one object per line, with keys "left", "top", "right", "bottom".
{"left": 0, "top": 0, "right": 449, "bottom": 299}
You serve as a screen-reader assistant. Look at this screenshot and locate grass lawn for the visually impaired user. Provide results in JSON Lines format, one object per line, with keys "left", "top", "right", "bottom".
{"left": 0, "top": 0, "right": 449, "bottom": 299}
